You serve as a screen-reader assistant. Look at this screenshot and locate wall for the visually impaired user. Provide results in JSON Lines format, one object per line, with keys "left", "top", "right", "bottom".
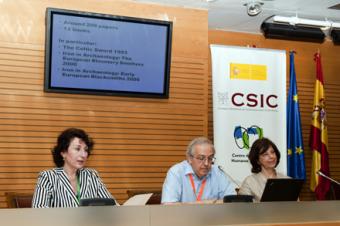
{"left": 0, "top": 0, "right": 209, "bottom": 207}
{"left": 208, "top": 30, "right": 340, "bottom": 200}
{"left": 1, "top": 0, "right": 339, "bottom": 207}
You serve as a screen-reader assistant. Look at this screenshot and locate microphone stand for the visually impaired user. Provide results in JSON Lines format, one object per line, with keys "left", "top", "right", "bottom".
{"left": 317, "top": 171, "right": 340, "bottom": 186}
{"left": 218, "top": 165, "right": 241, "bottom": 188}
{"left": 317, "top": 171, "right": 340, "bottom": 200}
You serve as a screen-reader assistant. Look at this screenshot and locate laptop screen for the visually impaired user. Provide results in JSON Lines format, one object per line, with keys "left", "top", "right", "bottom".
{"left": 260, "top": 178, "right": 304, "bottom": 202}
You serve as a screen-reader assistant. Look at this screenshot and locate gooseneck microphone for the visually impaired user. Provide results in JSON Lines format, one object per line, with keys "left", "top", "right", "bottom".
{"left": 218, "top": 165, "right": 241, "bottom": 187}
{"left": 317, "top": 171, "right": 340, "bottom": 186}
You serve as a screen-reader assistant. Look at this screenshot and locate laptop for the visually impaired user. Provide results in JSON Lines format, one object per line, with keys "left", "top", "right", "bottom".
{"left": 79, "top": 198, "right": 116, "bottom": 206}
{"left": 260, "top": 178, "right": 304, "bottom": 202}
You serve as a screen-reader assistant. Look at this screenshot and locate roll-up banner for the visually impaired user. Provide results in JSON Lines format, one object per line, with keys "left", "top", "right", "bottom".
{"left": 210, "top": 45, "right": 287, "bottom": 185}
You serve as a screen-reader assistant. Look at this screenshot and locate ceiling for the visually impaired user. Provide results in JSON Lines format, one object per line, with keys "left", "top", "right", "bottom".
{"left": 133, "top": 0, "right": 340, "bottom": 34}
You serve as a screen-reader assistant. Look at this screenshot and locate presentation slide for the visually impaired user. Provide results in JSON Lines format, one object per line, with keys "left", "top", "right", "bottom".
{"left": 49, "top": 12, "right": 170, "bottom": 95}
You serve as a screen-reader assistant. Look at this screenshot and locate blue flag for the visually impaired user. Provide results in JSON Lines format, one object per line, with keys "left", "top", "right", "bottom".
{"left": 287, "top": 51, "right": 306, "bottom": 179}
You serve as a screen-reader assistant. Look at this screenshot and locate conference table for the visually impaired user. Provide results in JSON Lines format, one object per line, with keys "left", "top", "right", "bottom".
{"left": 1, "top": 201, "right": 340, "bottom": 226}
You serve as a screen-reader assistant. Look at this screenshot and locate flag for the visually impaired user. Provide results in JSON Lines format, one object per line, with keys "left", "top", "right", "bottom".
{"left": 287, "top": 51, "right": 306, "bottom": 179}
{"left": 309, "top": 52, "right": 331, "bottom": 200}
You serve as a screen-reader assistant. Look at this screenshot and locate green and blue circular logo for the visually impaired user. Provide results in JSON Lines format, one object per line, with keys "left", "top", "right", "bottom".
{"left": 234, "top": 125, "right": 263, "bottom": 150}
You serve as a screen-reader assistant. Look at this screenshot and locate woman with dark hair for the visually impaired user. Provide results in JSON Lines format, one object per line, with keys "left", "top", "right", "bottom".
{"left": 32, "top": 128, "right": 115, "bottom": 207}
{"left": 238, "top": 137, "right": 289, "bottom": 202}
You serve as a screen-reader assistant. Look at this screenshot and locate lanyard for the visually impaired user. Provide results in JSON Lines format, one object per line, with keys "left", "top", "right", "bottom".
{"left": 76, "top": 175, "right": 81, "bottom": 203}
{"left": 189, "top": 174, "right": 207, "bottom": 201}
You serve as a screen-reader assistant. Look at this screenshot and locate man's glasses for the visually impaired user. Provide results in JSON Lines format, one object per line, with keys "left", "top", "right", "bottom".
{"left": 191, "top": 155, "right": 216, "bottom": 164}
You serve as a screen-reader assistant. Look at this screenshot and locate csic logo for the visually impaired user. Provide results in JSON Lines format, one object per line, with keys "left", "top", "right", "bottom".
{"left": 231, "top": 92, "right": 278, "bottom": 108}
{"left": 234, "top": 125, "right": 263, "bottom": 150}
{"left": 217, "top": 92, "right": 229, "bottom": 106}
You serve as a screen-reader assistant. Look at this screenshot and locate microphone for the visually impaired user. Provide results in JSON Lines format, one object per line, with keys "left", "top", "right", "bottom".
{"left": 218, "top": 165, "right": 241, "bottom": 188}
{"left": 317, "top": 171, "right": 340, "bottom": 186}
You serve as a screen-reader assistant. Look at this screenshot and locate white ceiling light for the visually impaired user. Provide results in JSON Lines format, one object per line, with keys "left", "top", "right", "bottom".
{"left": 244, "top": 1, "right": 263, "bottom": 17}
{"left": 273, "top": 16, "right": 340, "bottom": 29}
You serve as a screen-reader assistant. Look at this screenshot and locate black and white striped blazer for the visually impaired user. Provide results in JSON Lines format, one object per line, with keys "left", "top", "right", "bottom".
{"left": 32, "top": 168, "right": 113, "bottom": 208}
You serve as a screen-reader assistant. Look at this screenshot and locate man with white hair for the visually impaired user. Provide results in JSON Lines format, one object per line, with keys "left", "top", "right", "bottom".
{"left": 161, "top": 137, "right": 237, "bottom": 204}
